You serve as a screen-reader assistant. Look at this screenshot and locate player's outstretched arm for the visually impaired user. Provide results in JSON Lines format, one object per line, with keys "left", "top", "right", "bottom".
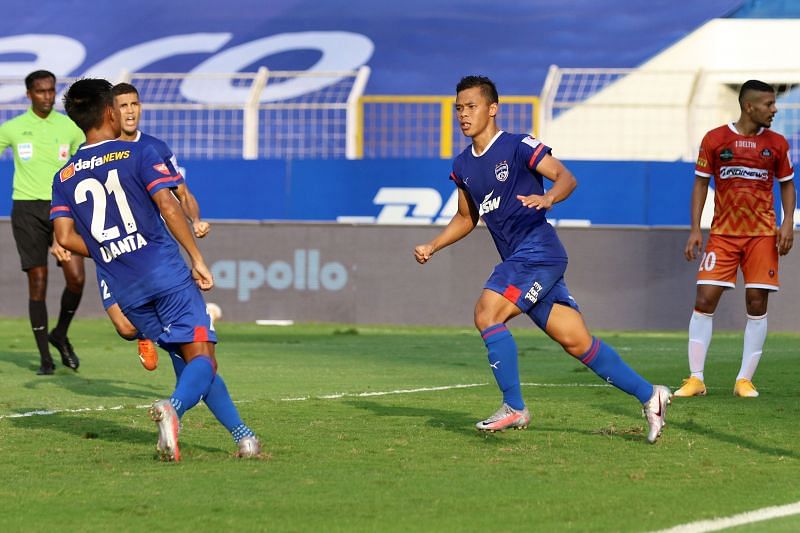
{"left": 174, "top": 183, "right": 210, "bottom": 238}
{"left": 414, "top": 188, "right": 478, "bottom": 264}
{"left": 152, "top": 188, "right": 213, "bottom": 290}
{"left": 685, "top": 177, "right": 710, "bottom": 261}
{"left": 517, "top": 154, "right": 577, "bottom": 210}
{"left": 53, "top": 218, "right": 90, "bottom": 257}
{"left": 777, "top": 179, "right": 796, "bottom": 256}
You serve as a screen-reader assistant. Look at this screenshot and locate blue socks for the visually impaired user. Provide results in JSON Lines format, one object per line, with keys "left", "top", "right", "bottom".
{"left": 481, "top": 324, "right": 524, "bottom": 410}
{"left": 578, "top": 337, "right": 653, "bottom": 403}
{"left": 168, "top": 351, "right": 255, "bottom": 443}
{"left": 170, "top": 355, "right": 214, "bottom": 417}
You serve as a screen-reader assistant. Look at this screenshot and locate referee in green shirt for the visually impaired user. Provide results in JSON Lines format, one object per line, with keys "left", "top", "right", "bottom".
{"left": 0, "top": 70, "right": 85, "bottom": 375}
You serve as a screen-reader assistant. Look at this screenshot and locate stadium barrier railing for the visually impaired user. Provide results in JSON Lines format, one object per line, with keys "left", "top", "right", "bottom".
{"left": 540, "top": 66, "right": 800, "bottom": 162}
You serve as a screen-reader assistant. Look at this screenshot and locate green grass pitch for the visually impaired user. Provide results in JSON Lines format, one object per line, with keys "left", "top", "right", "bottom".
{"left": 0, "top": 318, "right": 798, "bottom": 531}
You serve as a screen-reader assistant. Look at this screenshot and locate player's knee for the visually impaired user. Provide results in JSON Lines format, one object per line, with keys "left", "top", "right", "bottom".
{"left": 474, "top": 309, "right": 500, "bottom": 331}
{"left": 745, "top": 298, "right": 767, "bottom": 316}
{"left": 560, "top": 335, "right": 591, "bottom": 357}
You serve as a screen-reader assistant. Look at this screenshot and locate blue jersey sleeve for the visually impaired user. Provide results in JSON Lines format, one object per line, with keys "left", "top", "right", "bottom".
{"left": 49, "top": 166, "right": 74, "bottom": 220}
{"left": 138, "top": 144, "right": 183, "bottom": 195}
{"left": 449, "top": 157, "right": 467, "bottom": 189}
{"left": 516, "top": 136, "right": 551, "bottom": 172}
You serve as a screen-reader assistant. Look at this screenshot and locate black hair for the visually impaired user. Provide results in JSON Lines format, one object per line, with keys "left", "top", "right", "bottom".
{"left": 738, "top": 80, "right": 775, "bottom": 105}
{"left": 456, "top": 75, "right": 499, "bottom": 104}
{"left": 63, "top": 78, "right": 114, "bottom": 132}
{"left": 25, "top": 70, "right": 56, "bottom": 90}
{"left": 112, "top": 82, "right": 139, "bottom": 98}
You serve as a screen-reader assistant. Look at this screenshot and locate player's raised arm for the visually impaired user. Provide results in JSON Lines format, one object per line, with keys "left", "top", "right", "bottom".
{"left": 685, "top": 176, "right": 710, "bottom": 261}
{"left": 517, "top": 154, "right": 577, "bottom": 210}
{"left": 152, "top": 188, "right": 213, "bottom": 290}
{"left": 414, "top": 187, "right": 478, "bottom": 264}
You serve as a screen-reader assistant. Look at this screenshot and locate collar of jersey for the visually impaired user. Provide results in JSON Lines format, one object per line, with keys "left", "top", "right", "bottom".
{"left": 471, "top": 130, "right": 504, "bottom": 157}
{"left": 727, "top": 122, "right": 764, "bottom": 136}
{"left": 80, "top": 139, "right": 117, "bottom": 150}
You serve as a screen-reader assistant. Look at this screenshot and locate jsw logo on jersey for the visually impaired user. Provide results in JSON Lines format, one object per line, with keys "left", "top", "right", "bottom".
{"left": 479, "top": 190, "right": 501, "bottom": 216}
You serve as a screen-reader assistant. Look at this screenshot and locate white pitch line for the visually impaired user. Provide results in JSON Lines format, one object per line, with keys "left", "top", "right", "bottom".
{"left": 280, "top": 382, "right": 488, "bottom": 401}
{"left": 654, "top": 501, "right": 800, "bottom": 532}
{"left": 1, "top": 381, "right": 641, "bottom": 419}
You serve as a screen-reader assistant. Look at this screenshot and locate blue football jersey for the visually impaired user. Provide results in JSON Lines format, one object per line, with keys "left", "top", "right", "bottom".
{"left": 136, "top": 130, "right": 182, "bottom": 177}
{"left": 450, "top": 131, "right": 568, "bottom": 261}
{"left": 51, "top": 139, "right": 192, "bottom": 311}
{"left": 94, "top": 131, "right": 183, "bottom": 309}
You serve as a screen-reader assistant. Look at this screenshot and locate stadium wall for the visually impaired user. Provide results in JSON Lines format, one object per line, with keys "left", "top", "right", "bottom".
{"left": 0, "top": 221, "right": 797, "bottom": 331}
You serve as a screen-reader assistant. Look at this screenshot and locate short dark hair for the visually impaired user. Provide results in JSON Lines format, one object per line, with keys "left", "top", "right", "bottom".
{"left": 63, "top": 78, "right": 114, "bottom": 132}
{"left": 456, "top": 75, "right": 499, "bottom": 104}
{"left": 25, "top": 70, "right": 56, "bottom": 90}
{"left": 739, "top": 79, "right": 775, "bottom": 105}
{"left": 112, "top": 82, "right": 139, "bottom": 98}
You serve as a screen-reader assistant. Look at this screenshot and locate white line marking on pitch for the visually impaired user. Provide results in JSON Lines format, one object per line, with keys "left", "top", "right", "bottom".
{"left": 654, "top": 501, "right": 800, "bottom": 532}
{"left": 0, "top": 381, "right": 623, "bottom": 419}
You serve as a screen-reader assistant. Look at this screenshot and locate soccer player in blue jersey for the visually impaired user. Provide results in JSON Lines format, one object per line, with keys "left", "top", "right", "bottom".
{"left": 51, "top": 78, "right": 260, "bottom": 461}
{"left": 414, "top": 76, "right": 670, "bottom": 443}
{"left": 104, "top": 82, "right": 210, "bottom": 371}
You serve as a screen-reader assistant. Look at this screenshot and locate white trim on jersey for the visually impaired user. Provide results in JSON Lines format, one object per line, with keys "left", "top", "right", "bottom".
{"left": 697, "top": 280, "right": 736, "bottom": 289}
{"left": 79, "top": 139, "right": 116, "bottom": 150}
{"left": 777, "top": 172, "right": 794, "bottom": 182}
{"left": 727, "top": 122, "right": 765, "bottom": 136}
{"left": 471, "top": 130, "right": 504, "bottom": 158}
{"left": 695, "top": 170, "right": 712, "bottom": 178}
{"left": 745, "top": 283, "right": 779, "bottom": 291}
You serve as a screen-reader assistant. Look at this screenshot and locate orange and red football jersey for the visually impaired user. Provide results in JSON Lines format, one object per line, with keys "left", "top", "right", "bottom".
{"left": 695, "top": 123, "right": 794, "bottom": 236}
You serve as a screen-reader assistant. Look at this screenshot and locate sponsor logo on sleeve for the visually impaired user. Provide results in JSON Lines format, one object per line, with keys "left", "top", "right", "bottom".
{"left": 59, "top": 163, "right": 75, "bottom": 182}
{"left": 153, "top": 163, "right": 171, "bottom": 175}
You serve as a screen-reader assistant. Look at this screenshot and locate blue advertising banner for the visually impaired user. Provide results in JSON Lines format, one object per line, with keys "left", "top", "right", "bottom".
{"left": 0, "top": 159, "right": 705, "bottom": 226}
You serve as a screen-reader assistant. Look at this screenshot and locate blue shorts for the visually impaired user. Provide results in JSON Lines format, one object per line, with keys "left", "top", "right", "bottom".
{"left": 485, "top": 256, "right": 580, "bottom": 330}
{"left": 124, "top": 285, "right": 217, "bottom": 352}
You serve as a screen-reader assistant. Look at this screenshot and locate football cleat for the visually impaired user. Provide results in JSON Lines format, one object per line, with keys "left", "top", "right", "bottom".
{"left": 150, "top": 399, "right": 181, "bottom": 462}
{"left": 48, "top": 332, "right": 79, "bottom": 371}
{"left": 36, "top": 364, "right": 55, "bottom": 376}
{"left": 672, "top": 376, "right": 707, "bottom": 397}
{"left": 643, "top": 385, "right": 671, "bottom": 444}
{"left": 137, "top": 339, "right": 158, "bottom": 371}
{"left": 475, "top": 403, "right": 530, "bottom": 432}
{"left": 734, "top": 378, "right": 759, "bottom": 398}
{"left": 235, "top": 436, "right": 262, "bottom": 458}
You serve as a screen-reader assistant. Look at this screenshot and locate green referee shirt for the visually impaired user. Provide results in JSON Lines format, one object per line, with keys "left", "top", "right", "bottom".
{"left": 0, "top": 108, "right": 84, "bottom": 200}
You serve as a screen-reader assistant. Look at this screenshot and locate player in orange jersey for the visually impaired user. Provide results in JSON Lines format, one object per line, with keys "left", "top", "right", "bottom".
{"left": 675, "top": 80, "right": 795, "bottom": 399}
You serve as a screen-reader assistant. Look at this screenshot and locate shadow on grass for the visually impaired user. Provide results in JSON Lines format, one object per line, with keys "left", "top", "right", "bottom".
{"left": 598, "top": 402, "right": 797, "bottom": 458}
{"left": 7, "top": 412, "right": 225, "bottom": 455}
{"left": 345, "top": 399, "right": 534, "bottom": 443}
{"left": 0, "top": 350, "right": 162, "bottom": 400}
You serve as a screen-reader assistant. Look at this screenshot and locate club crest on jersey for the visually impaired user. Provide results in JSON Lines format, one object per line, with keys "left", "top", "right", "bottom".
{"left": 720, "top": 148, "right": 734, "bottom": 161}
{"left": 153, "top": 163, "right": 171, "bottom": 175}
{"left": 59, "top": 163, "right": 76, "bottom": 182}
{"left": 761, "top": 148, "right": 772, "bottom": 158}
{"left": 494, "top": 161, "right": 509, "bottom": 182}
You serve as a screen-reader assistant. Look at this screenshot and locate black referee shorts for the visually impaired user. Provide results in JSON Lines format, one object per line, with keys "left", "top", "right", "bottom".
{"left": 11, "top": 200, "right": 54, "bottom": 271}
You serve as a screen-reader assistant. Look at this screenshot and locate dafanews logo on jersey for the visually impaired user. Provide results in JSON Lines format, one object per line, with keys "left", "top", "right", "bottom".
{"left": 719, "top": 166, "right": 769, "bottom": 181}
{"left": 479, "top": 190, "right": 501, "bottom": 216}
